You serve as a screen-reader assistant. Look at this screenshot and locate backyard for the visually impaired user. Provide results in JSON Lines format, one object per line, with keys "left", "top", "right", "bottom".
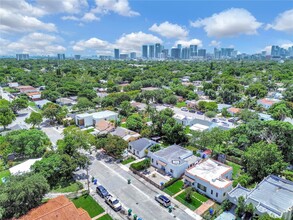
{"left": 175, "top": 190, "right": 209, "bottom": 211}
{"left": 121, "top": 156, "right": 136, "bottom": 165}
{"left": 163, "top": 180, "right": 184, "bottom": 196}
{"left": 51, "top": 181, "right": 83, "bottom": 193}
{"left": 176, "top": 101, "right": 187, "bottom": 108}
{"left": 72, "top": 194, "right": 105, "bottom": 218}
{"left": 227, "top": 161, "right": 242, "bottom": 179}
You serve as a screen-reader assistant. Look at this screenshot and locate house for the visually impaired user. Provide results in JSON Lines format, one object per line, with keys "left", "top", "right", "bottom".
{"left": 197, "top": 149, "right": 212, "bottom": 159}
{"left": 9, "top": 158, "right": 42, "bottom": 175}
{"left": 148, "top": 145, "right": 201, "bottom": 178}
{"left": 130, "top": 101, "right": 147, "bottom": 111}
{"left": 111, "top": 127, "right": 141, "bottom": 142}
{"left": 173, "top": 114, "right": 194, "bottom": 126}
{"left": 95, "top": 119, "right": 115, "bottom": 134}
{"left": 189, "top": 119, "right": 217, "bottom": 132}
{"left": 257, "top": 98, "right": 280, "bottom": 109}
{"left": 128, "top": 138, "right": 157, "bottom": 158}
{"left": 26, "top": 91, "right": 42, "bottom": 101}
{"left": 17, "top": 86, "right": 38, "bottom": 93}
{"left": 189, "top": 123, "right": 209, "bottom": 132}
{"left": 217, "top": 104, "right": 232, "bottom": 112}
{"left": 8, "top": 82, "right": 19, "bottom": 88}
{"left": 19, "top": 195, "right": 91, "bottom": 220}
{"left": 184, "top": 158, "right": 233, "bottom": 203}
{"left": 227, "top": 107, "right": 241, "bottom": 116}
{"left": 56, "top": 97, "right": 75, "bottom": 106}
{"left": 258, "top": 113, "right": 273, "bottom": 121}
{"left": 141, "top": 87, "right": 160, "bottom": 91}
{"left": 186, "top": 100, "right": 197, "bottom": 109}
{"left": 75, "top": 110, "right": 118, "bottom": 127}
{"left": 228, "top": 175, "right": 293, "bottom": 220}
{"left": 34, "top": 99, "right": 51, "bottom": 109}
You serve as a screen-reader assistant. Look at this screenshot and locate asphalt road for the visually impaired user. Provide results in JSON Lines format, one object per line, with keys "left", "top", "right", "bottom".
{"left": 76, "top": 152, "right": 201, "bottom": 220}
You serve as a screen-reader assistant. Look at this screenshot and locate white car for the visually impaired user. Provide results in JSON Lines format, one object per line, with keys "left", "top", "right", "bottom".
{"left": 155, "top": 194, "right": 171, "bottom": 207}
{"left": 105, "top": 195, "right": 122, "bottom": 211}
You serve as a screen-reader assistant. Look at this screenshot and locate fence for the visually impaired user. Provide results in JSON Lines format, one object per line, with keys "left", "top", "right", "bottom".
{"left": 129, "top": 167, "right": 164, "bottom": 190}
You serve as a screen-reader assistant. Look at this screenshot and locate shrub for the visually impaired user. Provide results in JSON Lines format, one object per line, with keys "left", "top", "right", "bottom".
{"left": 130, "top": 158, "right": 150, "bottom": 171}
{"left": 164, "top": 177, "right": 181, "bottom": 188}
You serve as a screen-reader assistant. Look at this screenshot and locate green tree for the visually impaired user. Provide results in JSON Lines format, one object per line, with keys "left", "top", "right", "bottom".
{"left": 243, "top": 142, "right": 287, "bottom": 181}
{"left": 283, "top": 86, "right": 293, "bottom": 102}
{"left": 205, "top": 111, "right": 216, "bottom": 118}
{"left": 126, "top": 114, "right": 143, "bottom": 131}
{"left": 185, "top": 187, "right": 193, "bottom": 202}
{"left": 258, "top": 214, "right": 283, "bottom": 220}
{"left": 237, "top": 109, "right": 259, "bottom": 123}
{"left": 25, "top": 111, "right": 43, "bottom": 128}
{"left": 245, "top": 83, "right": 267, "bottom": 98}
{"left": 0, "top": 173, "right": 49, "bottom": 219}
{"left": 235, "top": 196, "right": 245, "bottom": 217}
{"left": 41, "top": 90, "right": 61, "bottom": 102}
{"left": 97, "top": 135, "right": 128, "bottom": 158}
{"left": 119, "top": 101, "right": 133, "bottom": 117}
{"left": 42, "top": 102, "right": 61, "bottom": 123}
{"left": 75, "top": 97, "right": 95, "bottom": 110}
{"left": 268, "top": 102, "right": 292, "bottom": 120}
{"left": 10, "top": 98, "right": 28, "bottom": 114}
{"left": 0, "top": 106, "right": 15, "bottom": 130}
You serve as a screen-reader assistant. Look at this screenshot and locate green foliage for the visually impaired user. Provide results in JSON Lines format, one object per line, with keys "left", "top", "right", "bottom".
{"left": 119, "top": 101, "right": 134, "bottom": 117}
{"left": 185, "top": 187, "right": 193, "bottom": 202}
{"left": 268, "top": 101, "right": 293, "bottom": 120}
{"left": 130, "top": 158, "right": 150, "bottom": 171}
{"left": 75, "top": 97, "right": 95, "bottom": 110}
{"left": 245, "top": 83, "right": 267, "bottom": 98}
{"left": 222, "top": 200, "right": 233, "bottom": 211}
{"left": 235, "top": 196, "right": 245, "bottom": 217}
{"left": 258, "top": 213, "right": 283, "bottom": 220}
{"left": 10, "top": 98, "right": 28, "bottom": 113}
{"left": 0, "top": 105, "right": 15, "bottom": 129}
{"left": 0, "top": 173, "right": 49, "bottom": 219}
{"left": 42, "top": 102, "right": 61, "bottom": 122}
{"left": 198, "top": 101, "right": 218, "bottom": 112}
{"left": 283, "top": 86, "right": 293, "bottom": 102}
{"left": 243, "top": 142, "right": 287, "bottom": 181}
{"left": 96, "top": 135, "right": 128, "bottom": 158}
{"left": 205, "top": 111, "right": 217, "bottom": 118}
{"left": 25, "top": 111, "right": 43, "bottom": 128}
{"left": 237, "top": 109, "right": 259, "bottom": 123}
{"left": 121, "top": 156, "right": 136, "bottom": 165}
{"left": 126, "top": 114, "right": 143, "bottom": 131}
{"left": 221, "top": 108, "right": 231, "bottom": 117}
{"left": 150, "top": 144, "right": 161, "bottom": 152}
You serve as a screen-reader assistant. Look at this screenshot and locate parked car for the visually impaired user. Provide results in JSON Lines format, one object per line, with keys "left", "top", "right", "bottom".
{"left": 219, "top": 118, "right": 226, "bottom": 121}
{"left": 197, "top": 111, "right": 204, "bottom": 115}
{"left": 155, "top": 194, "right": 171, "bottom": 208}
{"left": 228, "top": 118, "right": 235, "bottom": 123}
{"left": 189, "top": 109, "right": 196, "bottom": 113}
{"left": 211, "top": 118, "right": 218, "bottom": 123}
{"left": 105, "top": 195, "right": 122, "bottom": 211}
{"left": 222, "top": 122, "right": 229, "bottom": 127}
{"left": 181, "top": 107, "right": 188, "bottom": 111}
{"left": 96, "top": 185, "right": 109, "bottom": 198}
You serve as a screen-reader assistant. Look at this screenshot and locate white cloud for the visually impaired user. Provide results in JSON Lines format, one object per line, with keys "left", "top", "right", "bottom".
{"left": 81, "top": 12, "right": 100, "bottom": 22}
{"left": 0, "top": 8, "right": 57, "bottom": 33}
{"left": 73, "top": 37, "right": 113, "bottom": 55}
{"left": 190, "top": 8, "right": 262, "bottom": 38}
{"left": 281, "top": 42, "right": 293, "bottom": 49}
{"left": 93, "top": 0, "right": 139, "bottom": 17}
{"left": 149, "top": 21, "right": 188, "bottom": 39}
{"left": 36, "top": 0, "right": 88, "bottom": 14}
{"left": 1, "top": 0, "right": 46, "bottom": 17}
{"left": 209, "top": 40, "right": 221, "bottom": 47}
{"left": 62, "top": 16, "right": 80, "bottom": 21}
{"left": 116, "top": 31, "right": 162, "bottom": 53}
{"left": 174, "top": 38, "right": 202, "bottom": 48}
{"left": 266, "top": 9, "right": 293, "bottom": 33}
{"left": 1, "top": 33, "right": 66, "bottom": 55}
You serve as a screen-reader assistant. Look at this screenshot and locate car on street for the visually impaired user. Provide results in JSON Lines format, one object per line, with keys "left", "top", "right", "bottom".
{"left": 211, "top": 118, "right": 218, "bottom": 123}
{"left": 228, "top": 118, "right": 235, "bottom": 123}
{"left": 96, "top": 185, "right": 109, "bottom": 198}
{"left": 197, "top": 111, "right": 204, "bottom": 115}
{"left": 155, "top": 194, "right": 171, "bottom": 208}
{"left": 181, "top": 107, "right": 188, "bottom": 111}
{"left": 105, "top": 195, "right": 122, "bottom": 211}
{"left": 189, "top": 109, "right": 196, "bottom": 113}
{"left": 221, "top": 122, "right": 229, "bottom": 127}
{"left": 219, "top": 118, "right": 226, "bottom": 121}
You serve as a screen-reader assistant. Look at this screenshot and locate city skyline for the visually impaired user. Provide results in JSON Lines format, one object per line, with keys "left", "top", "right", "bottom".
{"left": 1, "top": 0, "right": 293, "bottom": 56}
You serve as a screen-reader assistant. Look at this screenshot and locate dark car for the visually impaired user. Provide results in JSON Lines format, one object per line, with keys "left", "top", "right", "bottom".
{"left": 197, "top": 111, "right": 204, "bottom": 115}
{"left": 96, "top": 185, "right": 109, "bottom": 198}
{"left": 212, "top": 119, "right": 218, "bottom": 123}
{"left": 228, "top": 118, "right": 235, "bottom": 123}
{"left": 189, "top": 109, "right": 196, "bottom": 113}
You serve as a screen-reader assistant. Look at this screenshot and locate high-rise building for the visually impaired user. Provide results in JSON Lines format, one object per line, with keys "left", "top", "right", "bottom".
{"left": 57, "top": 54, "right": 65, "bottom": 60}
{"left": 171, "top": 48, "right": 181, "bottom": 59}
{"left": 155, "top": 43, "right": 162, "bottom": 58}
{"left": 289, "top": 46, "right": 293, "bottom": 56}
{"left": 161, "top": 49, "right": 169, "bottom": 59}
{"left": 190, "top": 45, "right": 198, "bottom": 57}
{"left": 142, "top": 45, "right": 148, "bottom": 58}
{"left": 130, "top": 52, "right": 136, "bottom": 59}
{"left": 119, "top": 54, "right": 129, "bottom": 60}
{"left": 181, "top": 47, "right": 190, "bottom": 59}
{"left": 177, "top": 44, "right": 182, "bottom": 59}
{"left": 214, "top": 48, "right": 221, "bottom": 59}
{"left": 16, "top": 54, "right": 29, "bottom": 60}
{"left": 74, "top": 55, "right": 81, "bottom": 60}
{"left": 149, "top": 45, "right": 155, "bottom": 59}
{"left": 114, "top": 49, "right": 120, "bottom": 59}
{"left": 197, "top": 49, "right": 206, "bottom": 58}
{"left": 271, "top": 45, "right": 280, "bottom": 57}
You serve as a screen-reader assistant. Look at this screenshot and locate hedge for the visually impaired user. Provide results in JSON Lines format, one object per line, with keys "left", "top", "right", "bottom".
{"left": 130, "top": 158, "right": 150, "bottom": 171}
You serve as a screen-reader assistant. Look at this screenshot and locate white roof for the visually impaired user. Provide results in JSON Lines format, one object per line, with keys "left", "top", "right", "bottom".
{"left": 173, "top": 114, "right": 186, "bottom": 120}
{"left": 9, "top": 158, "right": 42, "bottom": 175}
{"left": 190, "top": 123, "right": 209, "bottom": 132}
{"left": 187, "top": 159, "right": 232, "bottom": 188}
{"left": 76, "top": 110, "right": 117, "bottom": 119}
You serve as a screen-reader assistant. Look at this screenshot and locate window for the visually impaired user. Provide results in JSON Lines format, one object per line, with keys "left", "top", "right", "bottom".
{"left": 151, "top": 158, "right": 154, "bottom": 163}
{"left": 129, "top": 146, "right": 132, "bottom": 150}
{"left": 216, "top": 192, "right": 218, "bottom": 197}
{"left": 223, "top": 192, "right": 226, "bottom": 197}
{"left": 211, "top": 190, "right": 213, "bottom": 195}
{"left": 197, "top": 183, "right": 207, "bottom": 192}
{"left": 156, "top": 161, "right": 158, "bottom": 165}
{"left": 170, "top": 169, "right": 173, "bottom": 173}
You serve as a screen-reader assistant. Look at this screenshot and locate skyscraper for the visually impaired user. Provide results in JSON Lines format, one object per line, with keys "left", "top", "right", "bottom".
{"left": 16, "top": 54, "right": 29, "bottom": 61}
{"left": 130, "top": 52, "right": 136, "bottom": 59}
{"left": 155, "top": 43, "right": 162, "bottom": 58}
{"left": 197, "top": 49, "right": 206, "bottom": 58}
{"left": 149, "top": 45, "right": 155, "bottom": 59}
{"left": 114, "top": 49, "right": 120, "bottom": 59}
{"left": 190, "top": 45, "right": 197, "bottom": 57}
{"left": 74, "top": 55, "right": 81, "bottom": 60}
{"left": 271, "top": 45, "right": 280, "bottom": 57}
{"left": 142, "top": 45, "right": 148, "bottom": 58}
{"left": 57, "top": 54, "right": 65, "bottom": 60}
{"left": 171, "top": 48, "right": 180, "bottom": 59}
{"left": 181, "top": 47, "right": 190, "bottom": 59}
{"left": 161, "top": 49, "right": 169, "bottom": 59}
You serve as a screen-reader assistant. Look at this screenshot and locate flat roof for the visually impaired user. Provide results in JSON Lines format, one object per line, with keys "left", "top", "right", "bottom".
{"left": 154, "top": 145, "right": 193, "bottom": 165}
{"left": 187, "top": 159, "right": 232, "bottom": 188}
{"left": 76, "top": 110, "right": 117, "bottom": 119}
{"left": 9, "top": 158, "right": 42, "bottom": 175}
{"left": 190, "top": 123, "right": 209, "bottom": 132}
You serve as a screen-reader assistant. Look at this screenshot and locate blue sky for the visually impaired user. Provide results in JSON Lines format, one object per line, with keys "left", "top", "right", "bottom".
{"left": 0, "top": 0, "right": 292, "bottom": 56}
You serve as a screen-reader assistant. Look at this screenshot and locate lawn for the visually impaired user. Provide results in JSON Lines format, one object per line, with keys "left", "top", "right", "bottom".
{"left": 0, "top": 170, "right": 10, "bottom": 185}
{"left": 227, "top": 161, "right": 242, "bottom": 179}
{"left": 28, "top": 101, "right": 42, "bottom": 113}
{"left": 98, "top": 214, "right": 113, "bottom": 220}
{"left": 72, "top": 194, "right": 104, "bottom": 218}
{"left": 120, "top": 123, "right": 127, "bottom": 128}
{"left": 164, "top": 180, "right": 184, "bottom": 196}
{"left": 121, "top": 156, "right": 136, "bottom": 165}
{"left": 51, "top": 182, "right": 83, "bottom": 193}
{"left": 193, "top": 191, "right": 209, "bottom": 202}
{"left": 175, "top": 191, "right": 202, "bottom": 210}
{"left": 184, "top": 126, "right": 191, "bottom": 134}
{"left": 176, "top": 101, "right": 187, "bottom": 108}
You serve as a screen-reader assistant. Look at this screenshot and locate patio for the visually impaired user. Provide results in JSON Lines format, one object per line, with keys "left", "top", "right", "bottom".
{"left": 144, "top": 167, "right": 171, "bottom": 186}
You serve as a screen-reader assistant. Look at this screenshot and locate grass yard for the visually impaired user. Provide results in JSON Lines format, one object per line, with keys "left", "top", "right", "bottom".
{"left": 164, "top": 180, "right": 184, "bottom": 196}
{"left": 176, "top": 101, "right": 187, "bottom": 108}
{"left": 28, "top": 101, "right": 42, "bottom": 113}
{"left": 72, "top": 194, "right": 104, "bottom": 218}
{"left": 184, "top": 126, "right": 191, "bottom": 134}
{"left": 51, "top": 182, "right": 83, "bottom": 193}
{"left": 0, "top": 170, "right": 10, "bottom": 185}
{"left": 120, "top": 123, "right": 127, "bottom": 128}
{"left": 175, "top": 191, "right": 202, "bottom": 210}
{"left": 193, "top": 191, "right": 209, "bottom": 202}
{"left": 98, "top": 214, "right": 113, "bottom": 220}
{"left": 121, "top": 156, "right": 136, "bottom": 165}
{"left": 227, "top": 161, "right": 242, "bottom": 179}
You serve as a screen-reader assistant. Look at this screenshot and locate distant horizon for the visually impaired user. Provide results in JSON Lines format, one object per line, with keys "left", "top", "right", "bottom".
{"left": 1, "top": 0, "right": 292, "bottom": 56}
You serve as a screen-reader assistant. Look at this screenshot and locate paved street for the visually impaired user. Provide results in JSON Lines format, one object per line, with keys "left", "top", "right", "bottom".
{"left": 76, "top": 152, "right": 201, "bottom": 220}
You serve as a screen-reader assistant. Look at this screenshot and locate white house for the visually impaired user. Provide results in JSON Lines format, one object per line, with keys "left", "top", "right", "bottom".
{"left": 228, "top": 175, "right": 293, "bottom": 220}
{"left": 75, "top": 110, "right": 118, "bottom": 127}
{"left": 184, "top": 158, "right": 233, "bottom": 203}
{"left": 128, "top": 138, "right": 157, "bottom": 158}
{"left": 173, "top": 114, "right": 194, "bottom": 126}
{"left": 8, "top": 82, "right": 19, "bottom": 88}
{"left": 148, "top": 145, "right": 201, "bottom": 178}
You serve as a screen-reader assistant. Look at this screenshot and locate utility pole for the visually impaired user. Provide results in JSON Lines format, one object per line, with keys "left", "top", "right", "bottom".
{"left": 86, "top": 162, "right": 90, "bottom": 194}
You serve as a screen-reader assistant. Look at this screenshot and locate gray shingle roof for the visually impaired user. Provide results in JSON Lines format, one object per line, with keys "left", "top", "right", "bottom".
{"left": 128, "top": 138, "right": 156, "bottom": 152}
